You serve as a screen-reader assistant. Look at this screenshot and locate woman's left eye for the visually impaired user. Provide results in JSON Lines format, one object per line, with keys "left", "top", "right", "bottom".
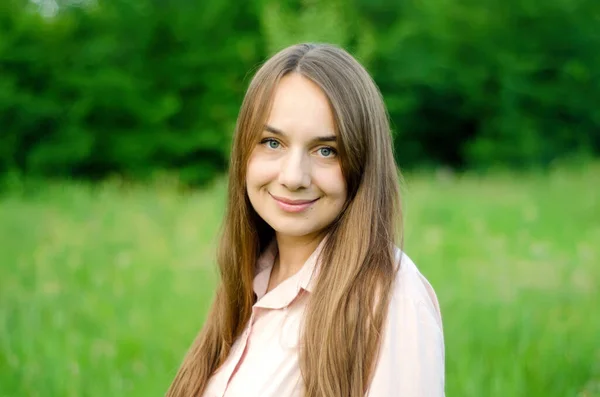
{"left": 317, "top": 147, "right": 337, "bottom": 157}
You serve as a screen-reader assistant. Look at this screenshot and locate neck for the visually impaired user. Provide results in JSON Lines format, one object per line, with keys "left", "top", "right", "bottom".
{"left": 274, "top": 232, "right": 324, "bottom": 280}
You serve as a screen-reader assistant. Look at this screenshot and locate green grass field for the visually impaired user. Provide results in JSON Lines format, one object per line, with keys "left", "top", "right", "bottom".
{"left": 1, "top": 163, "right": 599, "bottom": 397}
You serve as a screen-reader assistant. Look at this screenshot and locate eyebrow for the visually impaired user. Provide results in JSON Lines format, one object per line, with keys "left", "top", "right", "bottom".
{"left": 264, "top": 125, "right": 337, "bottom": 143}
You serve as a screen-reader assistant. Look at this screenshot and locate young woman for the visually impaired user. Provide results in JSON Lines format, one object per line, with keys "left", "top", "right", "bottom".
{"left": 167, "top": 43, "right": 445, "bottom": 397}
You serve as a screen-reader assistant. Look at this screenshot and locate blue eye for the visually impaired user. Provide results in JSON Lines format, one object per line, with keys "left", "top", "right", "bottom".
{"left": 261, "top": 139, "right": 280, "bottom": 149}
{"left": 318, "top": 147, "right": 336, "bottom": 157}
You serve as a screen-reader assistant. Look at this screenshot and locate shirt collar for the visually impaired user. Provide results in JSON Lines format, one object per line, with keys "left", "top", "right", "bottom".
{"left": 252, "top": 237, "right": 327, "bottom": 309}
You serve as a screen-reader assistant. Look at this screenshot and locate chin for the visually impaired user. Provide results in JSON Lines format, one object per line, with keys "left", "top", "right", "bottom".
{"left": 273, "top": 227, "right": 317, "bottom": 238}
{"left": 269, "top": 221, "right": 322, "bottom": 239}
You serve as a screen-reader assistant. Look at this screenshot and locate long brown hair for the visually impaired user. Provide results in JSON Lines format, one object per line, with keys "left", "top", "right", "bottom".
{"left": 167, "top": 43, "right": 402, "bottom": 397}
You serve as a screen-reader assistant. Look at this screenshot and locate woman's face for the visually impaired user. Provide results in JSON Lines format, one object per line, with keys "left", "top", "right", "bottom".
{"left": 246, "top": 73, "right": 347, "bottom": 239}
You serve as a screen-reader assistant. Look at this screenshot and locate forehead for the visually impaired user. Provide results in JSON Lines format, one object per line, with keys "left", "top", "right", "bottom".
{"left": 266, "top": 73, "right": 336, "bottom": 138}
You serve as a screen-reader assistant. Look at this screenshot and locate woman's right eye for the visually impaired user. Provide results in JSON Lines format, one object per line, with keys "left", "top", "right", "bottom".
{"left": 261, "top": 138, "right": 281, "bottom": 149}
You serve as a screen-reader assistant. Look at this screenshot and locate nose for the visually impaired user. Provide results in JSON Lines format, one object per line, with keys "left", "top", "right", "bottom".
{"left": 278, "top": 149, "right": 311, "bottom": 190}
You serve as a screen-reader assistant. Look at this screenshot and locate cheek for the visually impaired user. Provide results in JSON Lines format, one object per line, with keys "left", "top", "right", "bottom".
{"left": 316, "top": 166, "right": 347, "bottom": 200}
{"left": 246, "top": 154, "right": 277, "bottom": 188}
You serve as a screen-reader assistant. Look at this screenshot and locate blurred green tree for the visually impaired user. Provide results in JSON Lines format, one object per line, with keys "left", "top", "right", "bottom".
{"left": 1, "top": 0, "right": 599, "bottom": 185}
{"left": 1, "top": 0, "right": 264, "bottom": 184}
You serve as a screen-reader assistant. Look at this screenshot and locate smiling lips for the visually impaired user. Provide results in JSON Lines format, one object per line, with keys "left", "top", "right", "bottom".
{"left": 270, "top": 193, "right": 319, "bottom": 213}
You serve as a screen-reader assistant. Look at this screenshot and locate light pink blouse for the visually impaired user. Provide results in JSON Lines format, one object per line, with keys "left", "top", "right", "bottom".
{"left": 203, "top": 240, "right": 445, "bottom": 396}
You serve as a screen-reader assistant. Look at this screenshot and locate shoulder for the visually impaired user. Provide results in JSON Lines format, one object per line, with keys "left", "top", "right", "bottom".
{"left": 390, "top": 247, "right": 443, "bottom": 328}
{"left": 366, "top": 248, "right": 445, "bottom": 396}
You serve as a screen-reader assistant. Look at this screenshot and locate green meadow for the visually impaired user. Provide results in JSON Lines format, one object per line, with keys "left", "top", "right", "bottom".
{"left": 1, "top": 163, "right": 598, "bottom": 397}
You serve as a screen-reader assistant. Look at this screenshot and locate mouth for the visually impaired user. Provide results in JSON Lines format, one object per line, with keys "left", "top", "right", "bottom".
{"left": 269, "top": 193, "right": 319, "bottom": 213}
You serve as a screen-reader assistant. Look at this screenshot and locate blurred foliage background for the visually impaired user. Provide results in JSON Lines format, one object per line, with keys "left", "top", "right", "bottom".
{"left": 2, "top": 0, "right": 599, "bottom": 186}
{"left": 1, "top": 1, "right": 599, "bottom": 397}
